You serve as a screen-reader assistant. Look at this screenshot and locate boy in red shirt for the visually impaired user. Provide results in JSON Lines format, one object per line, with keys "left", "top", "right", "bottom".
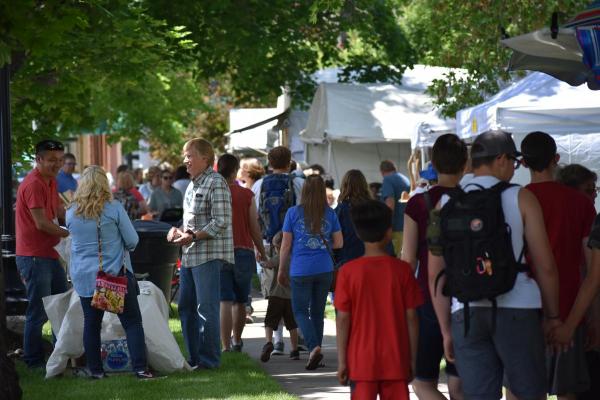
{"left": 335, "top": 200, "right": 422, "bottom": 400}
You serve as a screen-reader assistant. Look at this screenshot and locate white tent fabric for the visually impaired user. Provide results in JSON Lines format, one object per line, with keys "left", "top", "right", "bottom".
{"left": 227, "top": 108, "right": 280, "bottom": 152}
{"left": 456, "top": 72, "right": 600, "bottom": 138}
{"left": 301, "top": 66, "right": 454, "bottom": 145}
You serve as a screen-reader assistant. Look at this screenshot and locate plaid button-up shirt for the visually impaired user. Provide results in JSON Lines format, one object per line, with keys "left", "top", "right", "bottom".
{"left": 181, "top": 167, "right": 234, "bottom": 267}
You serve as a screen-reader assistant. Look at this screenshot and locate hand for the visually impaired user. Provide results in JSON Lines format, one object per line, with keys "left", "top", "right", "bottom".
{"left": 550, "top": 323, "right": 575, "bottom": 348}
{"left": 60, "top": 227, "right": 70, "bottom": 238}
{"left": 277, "top": 269, "right": 289, "bottom": 287}
{"left": 337, "top": 362, "right": 348, "bottom": 386}
{"left": 442, "top": 334, "right": 455, "bottom": 363}
{"left": 173, "top": 231, "right": 194, "bottom": 246}
{"left": 255, "top": 250, "right": 265, "bottom": 263}
{"left": 545, "top": 318, "right": 572, "bottom": 354}
{"left": 167, "top": 227, "right": 182, "bottom": 242}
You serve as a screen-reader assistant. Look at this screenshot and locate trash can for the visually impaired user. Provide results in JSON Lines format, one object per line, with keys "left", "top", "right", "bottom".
{"left": 130, "top": 220, "right": 180, "bottom": 303}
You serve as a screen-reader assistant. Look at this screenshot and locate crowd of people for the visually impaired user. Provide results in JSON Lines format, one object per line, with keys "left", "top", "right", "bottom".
{"left": 12, "top": 133, "right": 600, "bottom": 399}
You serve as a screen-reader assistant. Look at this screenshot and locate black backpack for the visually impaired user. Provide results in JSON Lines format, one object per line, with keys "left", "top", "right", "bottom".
{"left": 435, "top": 181, "right": 527, "bottom": 335}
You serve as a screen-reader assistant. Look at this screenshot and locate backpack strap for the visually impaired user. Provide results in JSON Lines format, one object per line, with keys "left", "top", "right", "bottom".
{"left": 288, "top": 174, "right": 296, "bottom": 205}
{"left": 423, "top": 190, "right": 433, "bottom": 213}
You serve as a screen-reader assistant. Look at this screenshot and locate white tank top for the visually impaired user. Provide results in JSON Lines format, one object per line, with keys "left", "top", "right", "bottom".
{"left": 441, "top": 175, "right": 542, "bottom": 312}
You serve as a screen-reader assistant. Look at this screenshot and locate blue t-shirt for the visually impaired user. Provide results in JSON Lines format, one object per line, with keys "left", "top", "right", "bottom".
{"left": 381, "top": 172, "right": 410, "bottom": 231}
{"left": 57, "top": 170, "right": 77, "bottom": 193}
{"left": 282, "top": 205, "right": 341, "bottom": 277}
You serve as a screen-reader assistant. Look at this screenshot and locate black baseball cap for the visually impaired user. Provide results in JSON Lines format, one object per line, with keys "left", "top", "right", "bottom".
{"left": 470, "top": 130, "right": 520, "bottom": 159}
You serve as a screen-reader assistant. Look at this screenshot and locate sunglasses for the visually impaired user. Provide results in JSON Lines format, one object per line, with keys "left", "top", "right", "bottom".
{"left": 507, "top": 155, "right": 522, "bottom": 170}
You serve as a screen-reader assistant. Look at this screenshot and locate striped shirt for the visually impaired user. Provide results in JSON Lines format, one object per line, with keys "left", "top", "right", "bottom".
{"left": 181, "top": 167, "right": 234, "bottom": 267}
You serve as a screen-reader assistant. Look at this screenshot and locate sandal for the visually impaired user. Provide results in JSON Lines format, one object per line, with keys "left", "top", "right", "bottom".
{"left": 305, "top": 352, "right": 323, "bottom": 370}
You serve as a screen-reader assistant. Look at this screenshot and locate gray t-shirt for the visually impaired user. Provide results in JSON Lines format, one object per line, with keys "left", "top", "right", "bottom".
{"left": 148, "top": 186, "right": 183, "bottom": 215}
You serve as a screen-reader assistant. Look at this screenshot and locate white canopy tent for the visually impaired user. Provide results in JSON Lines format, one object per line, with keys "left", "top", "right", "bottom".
{"left": 300, "top": 65, "right": 455, "bottom": 184}
{"left": 456, "top": 72, "right": 600, "bottom": 208}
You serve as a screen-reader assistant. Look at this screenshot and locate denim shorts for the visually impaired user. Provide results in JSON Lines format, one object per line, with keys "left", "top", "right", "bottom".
{"left": 451, "top": 307, "right": 546, "bottom": 400}
{"left": 220, "top": 248, "right": 255, "bottom": 303}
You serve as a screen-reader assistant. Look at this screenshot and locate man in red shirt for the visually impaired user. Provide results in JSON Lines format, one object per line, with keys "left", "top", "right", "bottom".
{"left": 335, "top": 200, "right": 422, "bottom": 400}
{"left": 522, "top": 131, "right": 596, "bottom": 399}
{"left": 16, "top": 140, "right": 70, "bottom": 368}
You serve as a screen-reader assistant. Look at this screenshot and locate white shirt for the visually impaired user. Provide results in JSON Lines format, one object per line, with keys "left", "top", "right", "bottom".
{"left": 440, "top": 175, "right": 542, "bottom": 312}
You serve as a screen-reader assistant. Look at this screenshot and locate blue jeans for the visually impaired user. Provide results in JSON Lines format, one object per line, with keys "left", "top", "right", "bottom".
{"left": 290, "top": 271, "right": 332, "bottom": 352}
{"left": 16, "top": 256, "right": 68, "bottom": 367}
{"left": 220, "top": 248, "right": 255, "bottom": 303}
{"left": 79, "top": 272, "right": 147, "bottom": 374}
{"left": 179, "top": 260, "right": 222, "bottom": 368}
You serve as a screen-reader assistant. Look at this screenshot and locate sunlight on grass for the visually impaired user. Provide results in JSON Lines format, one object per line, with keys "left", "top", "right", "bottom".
{"left": 19, "top": 305, "right": 296, "bottom": 400}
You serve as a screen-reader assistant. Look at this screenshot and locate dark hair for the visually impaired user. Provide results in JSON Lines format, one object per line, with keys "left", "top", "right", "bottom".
{"left": 217, "top": 153, "right": 240, "bottom": 180}
{"left": 431, "top": 134, "right": 468, "bottom": 174}
{"left": 63, "top": 152, "right": 76, "bottom": 161}
{"left": 161, "top": 168, "right": 172, "bottom": 177}
{"left": 116, "top": 164, "right": 129, "bottom": 174}
{"left": 521, "top": 131, "right": 557, "bottom": 172}
{"left": 301, "top": 175, "right": 327, "bottom": 234}
{"left": 308, "top": 164, "right": 325, "bottom": 175}
{"left": 174, "top": 165, "right": 190, "bottom": 180}
{"left": 556, "top": 164, "right": 597, "bottom": 188}
{"left": 338, "top": 170, "right": 372, "bottom": 206}
{"left": 350, "top": 200, "right": 392, "bottom": 242}
{"left": 290, "top": 159, "right": 297, "bottom": 172}
{"left": 470, "top": 142, "right": 497, "bottom": 169}
{"left": 35, "top": 140, "right": 64, "bottom": 156}
{"left": 268, "top": 146, "right": 292, "bottom": 170}
{"left": 379, "top": 160, "right": 396, "bottom": 173}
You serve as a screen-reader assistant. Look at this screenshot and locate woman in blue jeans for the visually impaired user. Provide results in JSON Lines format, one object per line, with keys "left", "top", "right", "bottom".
{"left": 277, "top": 175, "right": 343, "bottom": 370}
{"left": 67, "top": 166, "right": 154, "bottom": 379}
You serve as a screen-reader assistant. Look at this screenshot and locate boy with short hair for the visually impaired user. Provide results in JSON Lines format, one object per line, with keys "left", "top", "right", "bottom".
{"left": 335, "top": 200, "right": 422, "bottom": 400}
{"left": 260, "top": 231, "right": 299, "bottom": 362}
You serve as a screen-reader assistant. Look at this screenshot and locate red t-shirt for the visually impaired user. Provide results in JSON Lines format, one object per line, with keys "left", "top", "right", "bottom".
{"left": 230, "top": 183, "right": 254, "bottom": 250}
{"left": 16, "top": 168, "right": 61, "bottom": 258}
{"left": 526, "top": 181, "right": 596, "bottom": 320}
{"left": 334, "top": 256, "right": 423, "bottom": 381}
{"left": 404, "top": 185, "right": 450, "bottom": 302}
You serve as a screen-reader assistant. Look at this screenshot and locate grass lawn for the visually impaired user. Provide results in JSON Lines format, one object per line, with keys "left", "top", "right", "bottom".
{"left": 16, "top": 308, "right": 296, "bottom": 400}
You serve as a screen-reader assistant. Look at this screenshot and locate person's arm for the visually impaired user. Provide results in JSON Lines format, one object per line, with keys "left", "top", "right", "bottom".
{"left": 248, "top": 200, "right": 266, "bottom": 260}
{"left": 30, "top": 208, "right": 69, "bottom": 237}
{"left": 116, "top": 203, "right": 139, "bottom": 251}
{"left": 384, "top": 197, "right": 395, "bottom": 212}
{"left": 401, "top": 214, "right": 418, "bottom": 271}
{"left": 331, "top": 231, "right": 343, "bottom": 250}
{"left": 553, "top": 245, "right": 600, "bottom": 344}
{"left": 428, "top": 251, "right": 454, "bottom": 361}
{"left": 277, "top": 231, "right": 292, "bottom": 287}
{"left": 519, "top": 188, "right": 562, "bottom": 342}
{"left": 336, "top": 310, "right": 351, "bottom": 386}
{"left": 56, "top": 200, "right": 66, "bottom": 226}
{"left": 406, "top": 308, "right": 419, "bottom": 382}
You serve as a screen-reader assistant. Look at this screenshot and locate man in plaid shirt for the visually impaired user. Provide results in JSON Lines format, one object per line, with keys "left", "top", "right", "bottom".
{"left": 167, "top": 138, "right": 234, "bottom": 369}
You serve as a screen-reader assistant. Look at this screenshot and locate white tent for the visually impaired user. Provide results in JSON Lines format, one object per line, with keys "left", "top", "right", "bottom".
{"left": 227, "top": 108, "right": 280, "bottom": 154}
{"left": 301, "top": 65, "right": 455, "bottom": 184}
{"left": 456, "top": 72, "right": 600, "bottom": 208}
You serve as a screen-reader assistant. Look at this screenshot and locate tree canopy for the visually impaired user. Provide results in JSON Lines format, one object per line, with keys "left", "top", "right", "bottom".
{"left": 1, "top": 0, "right": 593, "bottom": 163}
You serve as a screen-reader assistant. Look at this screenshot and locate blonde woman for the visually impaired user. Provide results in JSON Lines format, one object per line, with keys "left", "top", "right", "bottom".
{"left": 67, "top": 166, "right": 155, "bottom": 379}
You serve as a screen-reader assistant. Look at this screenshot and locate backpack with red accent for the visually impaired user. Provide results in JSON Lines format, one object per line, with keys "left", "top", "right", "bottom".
{"left": 434, "top": 181, "right": 527, "bottom": 334}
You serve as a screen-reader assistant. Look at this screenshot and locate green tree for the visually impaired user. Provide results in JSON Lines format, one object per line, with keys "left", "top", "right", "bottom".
{"left": 401, "top": 0, "right": 590, "bottom": 117}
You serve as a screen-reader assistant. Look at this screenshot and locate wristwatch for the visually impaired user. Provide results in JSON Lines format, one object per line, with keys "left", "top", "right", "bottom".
{"left": 185, "top": 229, "right": 196, "bottom": 240}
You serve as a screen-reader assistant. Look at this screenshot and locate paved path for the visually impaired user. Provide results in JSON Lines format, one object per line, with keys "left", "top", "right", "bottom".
{"left": 241, "top": 293, "right": 451, "bottom": 399}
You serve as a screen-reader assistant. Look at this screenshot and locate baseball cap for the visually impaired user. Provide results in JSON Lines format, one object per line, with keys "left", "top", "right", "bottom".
{"left": 420, "top": 163, "right": 438, "bottom": 181}
{"left": 470, "top": 130, "right": 520, "bottom": 159}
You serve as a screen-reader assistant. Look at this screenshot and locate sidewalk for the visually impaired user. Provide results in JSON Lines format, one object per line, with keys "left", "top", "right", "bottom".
{"left": 241, "top": 293, "right": 451, "bottom": 399}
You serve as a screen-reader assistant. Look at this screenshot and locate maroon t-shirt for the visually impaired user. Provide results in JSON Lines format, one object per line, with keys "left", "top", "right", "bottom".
{"left": 404, "top": 185, "right": 451, "bottom": 302}
{"left": 526, "top": 181, "right": 596, "bottom": 320}
{"left": 229, "top": 183, "right": 254, "bottom": 250}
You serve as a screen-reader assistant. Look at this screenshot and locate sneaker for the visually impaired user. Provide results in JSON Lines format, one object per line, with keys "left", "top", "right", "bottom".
{"left": 289, "top": 350, "right": 300, "bottom": 360}
{"left": 271, "top": 341, "right": 284, "bottom": 355}
{"left": 260, "top": 342, "right": 274, "bottom": 362}
{"left": 89, "top": 371, "right": 107, "bottom": 380}
{"left": 135, "top": 370, "right": 159, "bottom": 380}
{"left": 297, "top": 345, "right": 308, "bottom": 352}
{"left": 245, "top": 315, "right": 254, "bottom": 324}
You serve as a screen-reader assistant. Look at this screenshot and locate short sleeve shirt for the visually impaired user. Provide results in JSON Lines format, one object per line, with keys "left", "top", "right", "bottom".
{"left": 16, "top": 168, "right": 61, "bottom": 258}
{"left": 381, "top": 172, "right": 410, "bottom": 231}
{"left": 282, "top": 205, "right": 341, "bottom": 277}
{"left": 335, "top": 256, "right": 423, "bottom": 381}
{"left": 404, "top": 185, "right": 451, "bottom": 302}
